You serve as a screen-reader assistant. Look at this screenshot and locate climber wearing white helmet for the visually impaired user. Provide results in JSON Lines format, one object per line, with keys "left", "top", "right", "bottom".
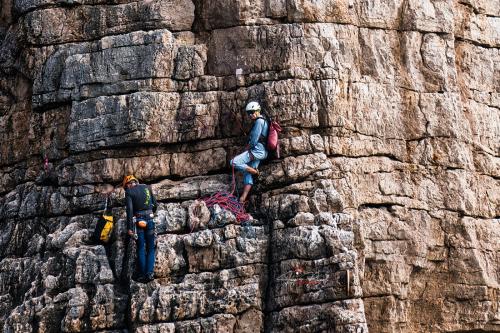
{"left": 230, "top": 101, "right": 269, "bottom": 203}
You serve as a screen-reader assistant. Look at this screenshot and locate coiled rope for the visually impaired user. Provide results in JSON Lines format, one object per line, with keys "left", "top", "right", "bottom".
{"left": 200, "top": 164, "right": 251, "bottom": 224}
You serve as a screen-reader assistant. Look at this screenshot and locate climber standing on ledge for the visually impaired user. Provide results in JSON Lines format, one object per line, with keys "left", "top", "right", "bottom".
{"left": 123, "top": 175, "right": 157, "bottom": 283}
{"left": 230, "top": 101, "right": 269, "bottom": 203}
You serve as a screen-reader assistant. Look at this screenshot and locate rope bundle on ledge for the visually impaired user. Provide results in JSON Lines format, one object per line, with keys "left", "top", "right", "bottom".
{"left": 201, "top": 191, "right": 250, "bottom": 224}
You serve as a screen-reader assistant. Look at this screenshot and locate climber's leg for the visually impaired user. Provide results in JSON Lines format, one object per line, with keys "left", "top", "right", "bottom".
{"left": 239, "top": 159, "right": 261, "bottom": 202}
{"left": 240, "top": 184, "right": 252, "bottom": 203}
{"left": 145, "top": 218, "right": 155, "bottom": 281}
{"left": 136, "top": 228, "right": 146, "bottom": 278}
{"left": 230, "top": 151, "right": 252, "bottom": 172}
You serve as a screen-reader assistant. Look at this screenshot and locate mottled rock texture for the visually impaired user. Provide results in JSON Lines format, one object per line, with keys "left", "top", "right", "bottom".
{"left": 0, "top": 0, "right": 499, "bottom": 332}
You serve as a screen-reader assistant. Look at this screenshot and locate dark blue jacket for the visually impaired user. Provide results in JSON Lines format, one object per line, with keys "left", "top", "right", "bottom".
{"left": 125, "top": 184, "right": 157, "bottom": 231}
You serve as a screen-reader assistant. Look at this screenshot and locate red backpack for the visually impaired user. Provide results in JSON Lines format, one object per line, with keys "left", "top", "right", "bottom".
{"left": 266, "top": 118, "right": 282, "bottom": 158}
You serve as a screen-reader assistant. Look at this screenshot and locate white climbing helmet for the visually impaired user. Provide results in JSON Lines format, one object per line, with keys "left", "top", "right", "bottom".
{"left": 245, "top": 101, "right": 261, "bottom": 114}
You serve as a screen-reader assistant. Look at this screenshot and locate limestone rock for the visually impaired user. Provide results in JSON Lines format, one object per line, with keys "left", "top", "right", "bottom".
{"left": 1, "top": 0, "right": 499, "bottom": 332}
{"left": 22, "top": 0, "right": 195, "bottom": 45}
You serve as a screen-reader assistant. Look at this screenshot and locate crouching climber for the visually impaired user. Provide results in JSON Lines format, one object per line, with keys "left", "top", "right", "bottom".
{"left": 230, "top": 101, "right": 269, "bottom": 203}
{"left": 123, "top": 175, "right": 157, "bottom": 283}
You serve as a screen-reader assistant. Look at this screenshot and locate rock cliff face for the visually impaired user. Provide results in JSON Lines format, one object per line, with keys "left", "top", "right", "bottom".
{"left": 0, "top": 0, "right": 499, "bottom": 332}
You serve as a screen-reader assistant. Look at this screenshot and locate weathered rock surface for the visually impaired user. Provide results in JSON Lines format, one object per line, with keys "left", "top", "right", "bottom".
{"left": 0, "top": 0, "right": 499, "bottom": 332}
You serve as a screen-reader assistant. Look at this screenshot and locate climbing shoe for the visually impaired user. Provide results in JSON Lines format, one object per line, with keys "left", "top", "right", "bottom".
{"left": 146, "top": 273, "right": 154, "bottom": 282}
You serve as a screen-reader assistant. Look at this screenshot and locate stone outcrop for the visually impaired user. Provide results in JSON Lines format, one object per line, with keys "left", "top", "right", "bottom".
{"left": 0, "top": 0, "right": 499, "bottom": 332}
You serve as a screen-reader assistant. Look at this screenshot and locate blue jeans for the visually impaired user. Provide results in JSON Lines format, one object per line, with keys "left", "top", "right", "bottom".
{"left": 136, "top": 218, "right": 155, "bottom": 277}
{"left": 230, "top": 151, "right": 261, "bottom": 185}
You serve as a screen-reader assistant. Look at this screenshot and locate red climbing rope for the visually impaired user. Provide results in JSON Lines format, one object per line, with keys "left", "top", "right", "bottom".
{"left": 200, "top": 164, "right": 251, "bottom": 223}
{"left": 231, "top": 162, "right": 236, "bottom": 195}
{"left": 197, "top": 107, "right": 254, "bottom": 225}
{"left": 201, "top": 191, "right": 250, "bottom": 223}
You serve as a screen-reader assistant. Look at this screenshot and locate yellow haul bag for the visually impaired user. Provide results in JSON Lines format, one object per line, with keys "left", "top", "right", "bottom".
{"left": 92, "top": 197, "right": 114, "bottom": 244}
{"left": 99, "top": 214, "right": 114, "bottom": 242}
